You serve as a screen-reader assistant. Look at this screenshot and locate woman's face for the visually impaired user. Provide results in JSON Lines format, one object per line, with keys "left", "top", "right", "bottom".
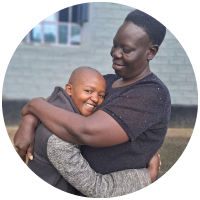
{"left": 110, "top": 21, "right": 152, "bottom": 79}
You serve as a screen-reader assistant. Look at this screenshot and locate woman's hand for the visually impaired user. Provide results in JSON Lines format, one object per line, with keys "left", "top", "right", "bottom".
{"left": 147, "top": 151, "right": 161, "bottom": 182}
{"left": 14, "top": 114, "right": 39, "bottom": 162}
{"left": 21, "top": 98, "right": 44, "bottom": 117}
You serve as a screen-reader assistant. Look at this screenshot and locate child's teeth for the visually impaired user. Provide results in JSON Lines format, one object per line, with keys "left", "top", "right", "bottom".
{"left": 87, "top": 104, "right": 94, "bottom": 107}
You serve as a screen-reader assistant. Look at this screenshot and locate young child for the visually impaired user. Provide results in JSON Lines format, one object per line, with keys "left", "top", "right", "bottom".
{"left": 28, "top": 66, "right": 105, "bottom": 193}
{"left": 28, "top": 66, "right": 152, "bottom": 197}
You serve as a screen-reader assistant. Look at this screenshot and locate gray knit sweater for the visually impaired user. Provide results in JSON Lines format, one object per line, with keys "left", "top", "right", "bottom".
{"left": 47, "top": 135, "right": 151, "bottom": 198}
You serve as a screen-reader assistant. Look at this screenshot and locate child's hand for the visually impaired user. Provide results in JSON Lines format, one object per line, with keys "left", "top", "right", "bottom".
{"left": 14, "top": 114, "right": 38, "bottom": 162}
{"left": 147, "top": 151, "right": 161, "bottom": 182}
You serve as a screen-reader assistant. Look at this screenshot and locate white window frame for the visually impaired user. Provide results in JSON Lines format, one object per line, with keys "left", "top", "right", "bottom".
{"left": 22, "top": 6, "right": 82, "bottom": 46}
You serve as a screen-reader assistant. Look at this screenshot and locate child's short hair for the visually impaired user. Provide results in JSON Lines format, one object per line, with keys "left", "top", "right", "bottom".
{"left": 68, "top": 66, "right": 102, "bottom": 85}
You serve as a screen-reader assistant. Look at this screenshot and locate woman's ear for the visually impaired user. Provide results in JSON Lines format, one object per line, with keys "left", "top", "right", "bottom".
{"left": 147, "top": 45, "right": 159, "bottom": 61}
{"left": 65, "top": 83, "right": 73, "bottom": 96}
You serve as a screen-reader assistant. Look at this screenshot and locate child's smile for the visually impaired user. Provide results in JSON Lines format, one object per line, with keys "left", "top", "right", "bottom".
{"left": 65, "top": 71, "right": 106, "bottom": 117}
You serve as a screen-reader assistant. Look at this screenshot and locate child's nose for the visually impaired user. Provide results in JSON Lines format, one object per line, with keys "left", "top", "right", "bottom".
{"left": 91, "top": 94, "right": 98, "bottom": 102}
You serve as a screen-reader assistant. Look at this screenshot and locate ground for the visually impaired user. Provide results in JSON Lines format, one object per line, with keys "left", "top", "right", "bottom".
{"left": 158, "top": 128, "right": 192, "bottom": 176}
{"left": 6, "top": 126, "right": 193, "bottom": 176}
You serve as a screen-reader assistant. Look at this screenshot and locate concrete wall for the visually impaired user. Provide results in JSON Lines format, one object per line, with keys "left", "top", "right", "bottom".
{"left": 2, "top": 2, "right": 198, "bottom": 128}
{"left": 2, "top": 2, "right": 197, "bottom": 106}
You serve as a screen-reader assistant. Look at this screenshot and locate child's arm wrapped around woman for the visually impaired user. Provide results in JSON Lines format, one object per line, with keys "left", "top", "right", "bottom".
{"left": 47, "top": 134, "right": 153, "bottom": 198}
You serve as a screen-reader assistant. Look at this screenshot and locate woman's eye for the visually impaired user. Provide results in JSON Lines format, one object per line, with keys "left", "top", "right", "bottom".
{"left": 123, "top": 48, "right": 131, "bottom": 53}
{"left": 85, "top": 90, "right": 92, "bottom": 93}
{"left": 99, "top": 94, "right": 105, "bottom": 98}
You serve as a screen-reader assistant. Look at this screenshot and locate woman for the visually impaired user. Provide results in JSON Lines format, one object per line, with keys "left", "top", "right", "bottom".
{"left": 14, "top": 9, "right": 170, "bottom": 197}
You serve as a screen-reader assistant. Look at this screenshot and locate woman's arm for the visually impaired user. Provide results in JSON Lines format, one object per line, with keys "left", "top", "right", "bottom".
{"left": 47, "top": 135, "right": 159, "bottom": 198}
{"left": 22, "top": 98, "right": 129, "bottom": 147}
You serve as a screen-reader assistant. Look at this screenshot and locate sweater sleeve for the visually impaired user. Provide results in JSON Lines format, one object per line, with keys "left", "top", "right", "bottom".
{"left": 47, "top": 135, "right": 151, "bottom": 198}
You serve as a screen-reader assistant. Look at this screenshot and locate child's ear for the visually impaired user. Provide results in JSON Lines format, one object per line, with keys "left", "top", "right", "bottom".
{"left": 65, "top": 83, "right": 73, "bottom": 96}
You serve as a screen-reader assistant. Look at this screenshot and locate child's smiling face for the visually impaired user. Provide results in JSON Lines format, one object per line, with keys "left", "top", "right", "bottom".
{"left": 65, "top": 71, "right": 106, "bottom": 117}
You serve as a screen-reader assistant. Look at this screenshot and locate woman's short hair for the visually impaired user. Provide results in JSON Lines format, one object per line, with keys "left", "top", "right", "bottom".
{"left": 125, "top": 9, "right": 166, "bottom": 46}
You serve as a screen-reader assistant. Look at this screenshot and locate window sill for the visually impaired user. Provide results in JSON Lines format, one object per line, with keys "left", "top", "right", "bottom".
{"left": 21, "top": 42, "right": 81, "bottom": 48}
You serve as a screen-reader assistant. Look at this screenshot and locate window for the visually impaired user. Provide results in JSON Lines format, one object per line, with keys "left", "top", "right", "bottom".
{"left": 22, "top": 3, "right": 88, "bottom": 46}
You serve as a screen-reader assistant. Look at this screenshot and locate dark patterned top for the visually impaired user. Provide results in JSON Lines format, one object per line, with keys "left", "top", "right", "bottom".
{"left": 81, "top": 73, "right": 171, "bottom": 174}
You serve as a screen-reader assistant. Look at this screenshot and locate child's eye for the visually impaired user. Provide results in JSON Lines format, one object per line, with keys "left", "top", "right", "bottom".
{"left": 85, "top": 90, "right": 92, "bottom": 93}
{"left": 99, "top": 94, "right": 105, "bottom": 98}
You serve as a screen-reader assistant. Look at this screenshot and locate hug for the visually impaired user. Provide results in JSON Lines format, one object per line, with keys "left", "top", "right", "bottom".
{"left": 14, "top": 9, "right": 170, "bottom": 197}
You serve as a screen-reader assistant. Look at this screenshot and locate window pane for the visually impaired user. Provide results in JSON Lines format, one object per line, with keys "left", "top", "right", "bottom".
{"left": 72, "top": 3, "right": 88, "bottom": 23}
{"left": 59, "top": 25, "right": 68, "bottom": 44}
{"left": 44, "top": 13, "right": 56, "bottom": 22}
{"left": 30, "top": 24, "right": 41, "bottom": 42}
{"left": 72, "top": 5, "right": 79, "bottom": 23}
{"left": 59, "top": 8, "right": 69, "bottom": 22}
{"left": 71, "top": 25, "right": 81, "bottom": 45}
{"left": 44, "top": 24, "right": 56, "bottom": 43}
{"left": 82, "top": 3, "right": 88, "bottom": 21}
